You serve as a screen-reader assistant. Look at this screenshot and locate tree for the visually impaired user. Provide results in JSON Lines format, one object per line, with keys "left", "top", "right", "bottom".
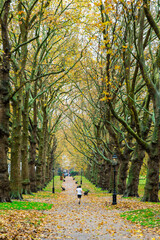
{"left": 0, "top": 0, "right": 11, "bottom": 202}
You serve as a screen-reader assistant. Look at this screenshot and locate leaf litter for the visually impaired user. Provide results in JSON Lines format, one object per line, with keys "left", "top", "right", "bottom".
{"left": 0, "top": 177, "right": 159, "bottom": 240}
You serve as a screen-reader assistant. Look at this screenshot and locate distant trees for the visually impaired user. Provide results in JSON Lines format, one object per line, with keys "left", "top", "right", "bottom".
{"left": 61, "top": 0, "right": 160, "bottom": 202}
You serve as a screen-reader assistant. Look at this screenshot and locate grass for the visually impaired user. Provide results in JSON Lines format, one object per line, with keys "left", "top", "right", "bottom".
{"left": 0, "top": 201, "right": 53, "bottom": 210}
{"left": 23, "top": 175, "right": 63, "bottom": 200}
{"left": 120, "top": 208, "right": 160, "bottom": 228}
{"left": 0, "top": 176, "right": 63, "bottom": 210}
{"left": 44, "top": 176, "right": 62, "bottom": 193}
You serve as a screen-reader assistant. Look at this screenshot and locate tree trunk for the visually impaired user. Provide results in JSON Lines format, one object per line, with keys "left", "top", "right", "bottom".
{"left": 123, "top": 144, "right": 145, "bottom": 197}
{"left": 41, "top": 107, "right": 48, "bottom": 188}
{"left": 29, "top": 126, "right": 37, "bottom": 192}
{"left": 0, "top": 0, "right": 11, "bottom": 202}
{"left": 29, "top": 83, "right": 37, "bottom": 192}
{"left": 142, "top": 94, "right": 160, "bottom": 202}
{"left": 118, "top": 158, "right": 129, "bottom": 195}
{"left": 36, "top": 128, "right": 43, "bottom": 191}
{"left": 102, "top": 162, "right": 111, "bottom": 190}
{"left": 21, "top": 90, "right": 31, "bottom": 194}
{"left": 85, "top": 162, "right": 92, "bottom": 181}
{"left": 142, "top": 151, "right": 159, "bottom": 202}
{"left": 108, "top": 165, "right": 118, "bottom": 193}
{"left": 117, "top": 144, "right": 131, "bottom": 195}
{"left": 10, "top": 99, "right": 22, "bottom": 199}
{"left": 91, "top": 162, "right": 97, "bottom": 185}
{"left": 97, "top": 163, "right": 103, "bottom": 188}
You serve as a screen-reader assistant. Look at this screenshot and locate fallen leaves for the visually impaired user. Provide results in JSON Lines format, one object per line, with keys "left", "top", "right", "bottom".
{"left": 0, "top": 210, "right": 45, "bottom": 239}
{"left": 1, "top": 178, "right": 160, "bottom": 240}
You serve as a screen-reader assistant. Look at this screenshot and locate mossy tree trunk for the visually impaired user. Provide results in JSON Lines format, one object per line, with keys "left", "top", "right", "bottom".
{"left": 41, "top": 106, "right": 48, "bottom": 188}
{"left": 10, "top": 0, "right": 29, "bottom": 199}
{"left": 29, "top": 83, "right": 37, "bottom": 192}
{"left": 101, "top": 161, "right": 111, "bottom": 190}
{"left": 29, "top": 128, "right": 37, "bottom": 192}
{"left": 117, "top": 156, "right": 129, "bottom": 195}
{"left": 36, "top": 128, "right": 43, "bottom": 191}
{"left": 97, "top": 162, "right": 103, "bottom": 188}
{"left": 47, "top": 134, "right": 57, "bottom": 183}
{"left": 104, "top": 162, "right": 112, "bottom": 190}
{"left": 142, "top": 95, "right": 160, "bottom": 202}
{"left": 142, "top": 150, "right": 159, "bottom": 202}
{"left": 21, "top": 90, "right": 31, "bottom": 194}
{"left": 10, "top": 98, "right": 22, "bottom": 199}
{"left": 29, "top": 131, "right": 37, "bottom": 192}
{"left": 138, "top": 8, "right": 160, "bottom": 202}
{"left": 124, "top": 144, "right": 145, "bottom": 197}
{"left": 0, "top": 0, "right": 11, "bottom": 202}
{"left": 85, "top": 161, "right": 92, "bottom": 181}
{"left": 91, "top": 162, "right": 97, "bottom": 185}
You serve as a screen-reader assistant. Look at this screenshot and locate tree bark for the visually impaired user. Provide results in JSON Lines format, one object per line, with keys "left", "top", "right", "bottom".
{"left": 36, "top": 128, "right": 43, "bottom": 191}
{"left": 102, "top": 162, "right": 111, "bottom": 190}
{"left": 142, "top": 150, "right": 159, "bottom": 202}
{"left": 29, "top": 124, "right": 37, "bottom": 192}
{"left": 124, "top": 144, "right": 145, "bottom": 197}
{"left": 21, "top": 90, "right": 31, "bottom": 194}
{"left": 118, "top": 157, "right": 129, "bottom": 195}
{"left": 0, "top": 0, "right": 11, "bottom": 202}
{"left": 41, "top": 107, "right": 48, "bottom": 188}
{"left": 10, "top": 99, "right": 22, "bottom": 199}
{"left": 29, "top": 83, "right": 37, "bottom": 192}
{"left": 142, "top": 96, "right": 160, "bottom": 202}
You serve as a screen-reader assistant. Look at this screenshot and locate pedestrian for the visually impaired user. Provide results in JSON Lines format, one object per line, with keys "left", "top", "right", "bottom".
{"left": 76, "top": 185, "right": 83, "bottom": 204}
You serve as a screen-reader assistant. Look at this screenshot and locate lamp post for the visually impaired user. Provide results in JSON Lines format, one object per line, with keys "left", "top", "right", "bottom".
{"left": 112, "top": 154, "right": 117, "bottom": 205}
{"left": 52, "top": 168, "right": 55, "bottom": 193}
{"left": 80, "top": 168, "right": 82, "bottom": 185}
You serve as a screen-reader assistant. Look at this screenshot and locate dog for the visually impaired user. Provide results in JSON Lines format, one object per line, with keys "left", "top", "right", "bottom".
{"left": 84, "top": 190, "right": 89, "bottom": 195}
{"left": 61, "top": 186, "right": 65, "bottom": 191}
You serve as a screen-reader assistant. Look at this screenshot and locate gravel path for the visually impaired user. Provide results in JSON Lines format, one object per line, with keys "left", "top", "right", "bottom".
{"left": 40, "top": 177, "right": 160, "bottom": 240}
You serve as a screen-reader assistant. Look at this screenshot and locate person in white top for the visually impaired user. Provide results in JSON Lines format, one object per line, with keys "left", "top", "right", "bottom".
{"left": 76, "top": 185, "right": 83, "bottom": 204}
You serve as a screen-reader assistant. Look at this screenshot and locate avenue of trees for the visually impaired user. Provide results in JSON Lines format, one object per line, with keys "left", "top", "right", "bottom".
{"left": 0, "top": 0, "right": 159, "bottom": 202}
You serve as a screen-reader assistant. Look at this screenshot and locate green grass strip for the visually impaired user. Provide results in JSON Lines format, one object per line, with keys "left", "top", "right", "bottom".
{"left": 74, "top": 176, "right": 110, "bottom": 194}
{"left": 120, "top": 208, "right": 160, "bottom": 228}
{"left": 0, "top": 201, "right": 53, "bottom": 210}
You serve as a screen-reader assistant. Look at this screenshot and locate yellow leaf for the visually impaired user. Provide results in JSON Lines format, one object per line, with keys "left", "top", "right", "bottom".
{"left": 100, "top": 97, "right": 107, "bottom": 101}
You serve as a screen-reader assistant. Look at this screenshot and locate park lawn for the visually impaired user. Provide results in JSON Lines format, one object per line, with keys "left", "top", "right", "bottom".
{"left": 23, "top": 175, "right": 63, "bottom": 200}
{"left": 120, "top": 208, "right": 160, "bottom": 228}
{"left": 0, "top": 201, "right": 52, "bottom": 210}
{"left": 0, "top": 176, "right": 63, "bottom": 210}
{"left": 44, "top": 176, "right": 62, "bottom": 193}
{"left": 0, "top": 176, "right": 63, "bottom": 239}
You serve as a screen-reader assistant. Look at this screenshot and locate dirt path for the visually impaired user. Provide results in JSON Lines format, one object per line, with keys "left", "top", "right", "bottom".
{"left": 40, "top": 177, "right": 160, "bottom": 240}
